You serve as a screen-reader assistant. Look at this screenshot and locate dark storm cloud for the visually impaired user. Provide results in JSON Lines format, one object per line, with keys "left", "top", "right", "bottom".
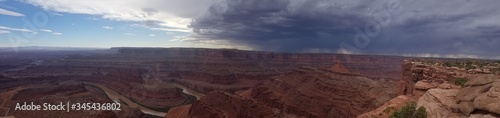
{"left": 476, "top": 25, "right": 500, "bottom": 34}
{"left": 189, "top": 0, "right": 500, "bottom": 58}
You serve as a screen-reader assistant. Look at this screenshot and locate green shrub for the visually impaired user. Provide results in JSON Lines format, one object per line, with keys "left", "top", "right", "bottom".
{"left": 415, "top": 106, "right": 427, "bottom": 118}
{"left": 478, "top": 63, "right": 486, "bottom": 68}
{"left": 384, "top": 106, "right": 397, "bottom": 113}
{"left": 492, "top": 68, "right": 500, "bottom": 74}
{"left": 444, "top": 62, "right": 452, "bottom": 67}
{"left": 466, "top": 61, "right": 473, "bottom": 65}
{"left": 455, "top": 61, "right": 462, "bottom": 66}
{"left": 389, "top": 102, "right": 427, "bottom": 118}
{"left": 455, "top": 78, "right": 468, "bottom": 87}
{"left": 443, "top": 61, "right": 466, "bottom": 68}
{"left": 465, "top": 64, "right": 476, "bottom": 70}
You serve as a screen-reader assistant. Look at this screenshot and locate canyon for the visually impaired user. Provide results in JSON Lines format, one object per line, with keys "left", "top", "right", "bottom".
{"left": 360, "top": 59, "right": 500, "bottom": 118}
{"left": 0, "top": 48, "right": 498, "bottom": 118}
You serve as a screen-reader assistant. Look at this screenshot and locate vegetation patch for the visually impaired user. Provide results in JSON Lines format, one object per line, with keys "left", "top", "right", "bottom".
{"left": 454, "top": 78, "right": 468, "bottom": 87}
{"left": 465, "top": 64, "right": 476, "bottom": 70}
{"left": 389, "top": 102, "right": 427, "bottom": 118}
{"left": 384, "top": 106, "right": 397, "bottom": 113}
{"left": 443, "top": 61, "right": 464, "bottom": 68}
{"left": 492, "top": 68, "right": 500, "bottom": 74}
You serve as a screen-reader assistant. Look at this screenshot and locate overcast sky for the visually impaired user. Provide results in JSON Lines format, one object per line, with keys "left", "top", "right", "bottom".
{"left": 0, "top": 0, "right": 499, "bottom": 59}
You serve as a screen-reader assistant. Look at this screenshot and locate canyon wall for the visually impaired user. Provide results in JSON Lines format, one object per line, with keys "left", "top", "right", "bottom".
{"left": 250, "top": 67, "right": 396, "bottom": 117}
{"left": 186, "top": 66, "right": 397, "bottom": 118}
{"left": 188, "top": 91, "right": 282, "bottom": 118}
{"left": 1, "top": 48, "right": 407, "bottom": 117}
{"left": 116, "top": 48, "right": 404, "bottom": 80}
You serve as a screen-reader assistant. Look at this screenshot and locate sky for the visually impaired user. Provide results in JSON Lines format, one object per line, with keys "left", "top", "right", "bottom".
{"left": 0, "top": 0, "right": 499, "bottom": 59}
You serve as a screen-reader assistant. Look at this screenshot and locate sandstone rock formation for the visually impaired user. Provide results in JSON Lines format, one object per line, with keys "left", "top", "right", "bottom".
{"left": 250, "top": 67, "right": 396, "bottom": 118}
{"left": 329, "top": 58, "right": 350, "bottom": 73}
{"left": 1, "top": 48, "right": 407, "bottom": 117}
{"left": 116, "top": 47, "right": 404, "bottom": 80}
{"left": 128, "top": 85, "right": 186, "bottom": 108}
{"left": 188, "top": 91, "right": 281, "bottom": 118}
{"left": 456, "top": 84, "right": 491, "bottom": 105}
{"left": 438, "top": 82, "right": 453, "bottom": 89}
{"left": 417, "top": 89, "right": 463, "bottom": 118}
{"left": 455, "top": 74, "right": 499, "bottom": 115}
{"left": 361, "top": 59, "right": 500, "bottom": 118}
{"left": 400, "top": 62, "right": 417, "bottom": 95}
{"left": 165, "top": 104, "right": 191, "bottom": 118}
{"left": 11, "top": 84, "right": 87, "bottom": 101}
{"left": 458, "top": 101, "right": 475, "bottom": 116}
{"left": 357, "top": 95, "right": 412, "bottom": 118}
{"left": 415, "top": 81, "right": 437, "bottom": 90}
{"left": 468, "top": 114, "right": 500, "bottom": 118}
{"left": 96, "top": 111, "right": 118, "bottom": 118}
{"left": 464, "top": 74, "right": 497, "bottom": 86}
{"left": 1, "top": 81, "right": 149, "bottom": 118}
{"left": 473, "top": 79, "right": 500, "bottom": 115}
{"left": 399, "top": 61, "right": 462, "bottom": 95}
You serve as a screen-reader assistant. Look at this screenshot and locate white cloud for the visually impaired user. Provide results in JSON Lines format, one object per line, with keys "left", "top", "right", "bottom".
{"left": 52, "top": 12, "right": 63, "bottom": 16}
{"left": 0, "top": 8, "right": 24, "bottom": 16}
{"left": 124, "top": 33, "right": 136, "bottom": 36}
{"left": 335, "top": 48, "right": 361, "bottom": 55}
{"left": 150, "top": 27, "right": 190, "bottom": 32}
{"left": 87, "top": 17, "right": 100, "bottom": 21}
{"left": 401, "top": 53, "right": 442, "bottom": 58}
{"left": 21, "top": 0, "right": 212, "bottom": 33}
{"left": 0, "top": 26, "right": 35, "bottom": 33}
{"left": 170, "top": 35, "right": 193, "bottom": 42}
{"left": 40, "top": 29, "right": 53, "bottom": 32}
{"left": 401, "top": 53, "right": 481, "bottom": 59}
{"left": 444, "top": 54, "right": 479, "bottom": 59}
{"left": 40, "top": 29, "right": 64, "bottom": 35}
{"left": 149, "top": 34, "right": 155, "bottom": 37}
{"left": 0, "top": 30, "right": 10, "bottom": 34}
{"left": 102, "top": 26, "right": 114, "bottom": 29}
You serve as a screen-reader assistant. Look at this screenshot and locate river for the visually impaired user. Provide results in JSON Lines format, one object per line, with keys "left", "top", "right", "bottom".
{"left": 84, "top": 82, "right": 204, "bottom": 117}
{"left": 168, "top": 83, "right": 205, "bottom": 100}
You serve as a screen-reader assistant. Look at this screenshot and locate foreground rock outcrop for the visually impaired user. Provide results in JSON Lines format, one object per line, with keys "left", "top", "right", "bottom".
{"left": 473, "top": 79, "right": 500, "bottom": 114}
{"left": 399, "top": 61, "right": 463, "bottom": 95}
{"left": 417, "top": 87, "right": 500, "bottom": 118}
{"left": 357, "top": 95, "right": 412, "bottom": 118}
{"left": 415, "top": 80, "right": 437, "bottom": 90}
{"left": 417, "top": 89, "right": 463, "bottom": 118}
{"left": 455, "top": 74, "right": 500, "bottom": 116}
{"left": 401, "top": 60, "right": 500, "bottom": 117}
{"left": 359, "top": 59, "right": 500, "bottom": 118}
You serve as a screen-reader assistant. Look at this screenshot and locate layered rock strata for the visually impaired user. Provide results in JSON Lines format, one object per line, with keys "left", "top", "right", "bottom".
{"left": 188, "top": 91, "right": 281, "bottom": 118}
{"left": 249, "top": 67, "right": 396, "bottom": 118}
